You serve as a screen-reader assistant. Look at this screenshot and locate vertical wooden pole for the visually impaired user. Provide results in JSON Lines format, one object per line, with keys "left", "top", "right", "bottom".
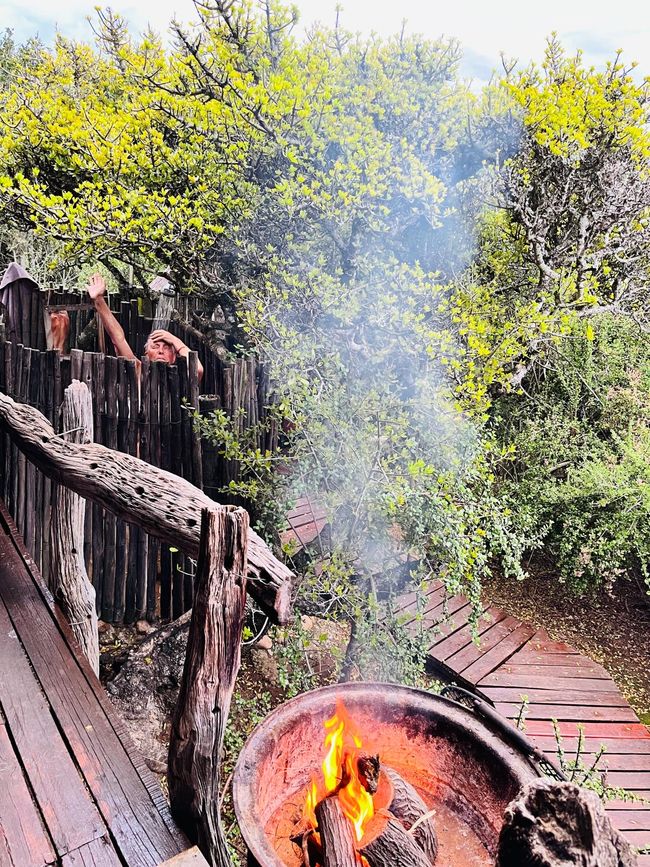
{"left": 125, "top": 358, "right": 139, "bottom": 624}
{"left": 102, "top": 355, "right": 118, "bottom": 622}
{"left": 114, "top": 358, "right": 129, "bottom": 622}
{"left": 91, "top": 352, "right": 105, "bottom": 615}
{"left": 138, "top": 358, "right": 151, "bottom": 621}
{"left": 50, "top": 380, "right": 100, "bottom": 675}
{"left": 168, "top": 505, "right": 248, "bottom": 867}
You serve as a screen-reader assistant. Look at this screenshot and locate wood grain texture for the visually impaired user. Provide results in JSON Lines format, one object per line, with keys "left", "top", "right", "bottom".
{"left": 168, "top": 506, "right": 249, "bottom": 867}
{"left": 0, "top": 391, "right": 293, "bottom": 623}
{"left": 0, "top": 502, "right": 188, "bottom": 866}
{"left": 0, "top": 718, "right": 57, "bottom": 867}
{"left": 0, "top": 596, "right": 106, "bottom": 856}
{"left": 50, "top": 381, "right": 99, "bottom": 674}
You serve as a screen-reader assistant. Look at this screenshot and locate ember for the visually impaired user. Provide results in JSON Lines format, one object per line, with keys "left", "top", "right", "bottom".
{"left": 297, "top": 699, "right": 438, "bottom": 867}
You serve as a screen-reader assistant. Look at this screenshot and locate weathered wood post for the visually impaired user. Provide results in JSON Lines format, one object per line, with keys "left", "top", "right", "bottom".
{"left": 50, "top": 380, "right": 100, "bottom": 674}
{"left": 168, "top": 505, "right": 249, "bottom": 867}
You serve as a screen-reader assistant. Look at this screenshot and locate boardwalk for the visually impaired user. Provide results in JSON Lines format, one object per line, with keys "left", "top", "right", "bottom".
{"left": 395, "top": 579, "right": 650, "bottom": 863}
{"left": 285, "top": 496, "right": 650, "bottom": 862}
{"left": 0, "top": 499, "right": 205, "bottom": 867}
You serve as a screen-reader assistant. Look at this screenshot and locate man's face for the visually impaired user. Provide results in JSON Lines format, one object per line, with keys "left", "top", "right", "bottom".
{"left": 145, "top": 339, "right": 177, "bottom": 364}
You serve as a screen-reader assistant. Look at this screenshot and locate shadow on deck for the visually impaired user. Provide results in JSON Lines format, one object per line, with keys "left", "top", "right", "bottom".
{"left": 0, "top": 498, "right": 206, "bottom": 867}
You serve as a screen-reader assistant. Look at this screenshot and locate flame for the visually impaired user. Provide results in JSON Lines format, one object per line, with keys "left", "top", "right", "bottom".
{"left": 303, "top": 700, "right": 374, "bottom": 842}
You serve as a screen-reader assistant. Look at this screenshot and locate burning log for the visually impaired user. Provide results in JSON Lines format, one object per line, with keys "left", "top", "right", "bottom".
{"left": 316, "top": 797, "right": 358, "bottom": 867}
{"left": 384, "top": 766, "right": 438, "bottom": 864}
{"left": 359, "top": 809, "right": 433, "bottom": 867}
{"left": 357, "top": 754, "right": 380, "bottom": 795}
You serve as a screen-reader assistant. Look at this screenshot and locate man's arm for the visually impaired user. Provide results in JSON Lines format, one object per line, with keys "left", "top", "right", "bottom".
{"left": 87, "top": 274, "right": 138, "bottom": 362}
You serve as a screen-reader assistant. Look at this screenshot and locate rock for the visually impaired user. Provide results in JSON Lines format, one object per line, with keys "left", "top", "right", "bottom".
{"left": 248, "top": 646, "right": 279, "bottom": 683}
{"left": 106, "top": 612, "right": 192, "bottom": 771}
{"left": 496, "top": 780, "right": 638, "bottom": 867}
{"left": 136, "top": 619, "right": 154, "bottom": 635}
{"left": 255, "top": 634, "right": 273, "bottom": 650}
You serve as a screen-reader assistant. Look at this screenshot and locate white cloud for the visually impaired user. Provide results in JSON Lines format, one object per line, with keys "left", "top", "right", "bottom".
{"left": 1, "top": 0, "right": 648, "bottom": 81}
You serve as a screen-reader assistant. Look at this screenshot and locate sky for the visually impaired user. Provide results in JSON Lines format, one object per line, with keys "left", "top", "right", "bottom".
{"left": 1, "top": 0, "right": 649, "bottom": 83}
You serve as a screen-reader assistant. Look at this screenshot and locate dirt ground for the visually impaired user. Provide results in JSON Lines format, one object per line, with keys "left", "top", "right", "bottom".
{"left": 483, "top": 573, "right": 650, "bottom": 722}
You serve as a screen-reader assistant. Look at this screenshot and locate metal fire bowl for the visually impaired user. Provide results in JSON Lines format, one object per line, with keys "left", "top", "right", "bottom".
{"left": 233, "top": 682, "right": 539, "bottom": 866}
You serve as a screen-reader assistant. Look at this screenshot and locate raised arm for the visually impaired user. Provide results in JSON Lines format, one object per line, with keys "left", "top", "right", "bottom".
{"left": 87, "top": 274, "right": 138, "bottom": 363}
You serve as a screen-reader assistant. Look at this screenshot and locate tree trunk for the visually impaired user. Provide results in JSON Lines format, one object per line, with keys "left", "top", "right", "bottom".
{"left": 168, "top": 506, "right": 249, "bottom": 867}
{"left": 50, "top": 381, "right": 99, "bottom": 675}
{"left": 0, "top": 392, "right": 293, "bottom": 624}
{"left": 496, "top": 780, "right": 638, "bottom": 867}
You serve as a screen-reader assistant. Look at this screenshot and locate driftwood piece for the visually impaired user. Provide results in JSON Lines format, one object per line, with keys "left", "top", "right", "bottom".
{"left": 496, "top": 780, "right": 638, "bottom": 867}
{"left": 0, "top": 392, "right": 293, "bottom": 624}
{"left": 168, "top": 506, "right": 249, "bottom": 867}
{"left": 359, "top": 809, "right": 433, "bottom": 867}
{"left": 50, "top": 381, "right": 99, "bottom": 675}
{"left": 384, "top": 766, "right": 438, "bottom": 864}
{"left": 316, "top": 796, "right": 357, "bottom": 867}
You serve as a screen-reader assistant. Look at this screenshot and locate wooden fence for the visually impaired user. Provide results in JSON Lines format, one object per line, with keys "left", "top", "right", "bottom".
{"left": 0, "top": 276, "right": 279, "bottom": 624}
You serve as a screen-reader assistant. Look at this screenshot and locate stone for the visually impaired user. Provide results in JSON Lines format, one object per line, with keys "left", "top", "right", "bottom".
{"left": 496, "top": 779, "right": 638, "bottom": 867}
{"left": 255, "top": 634, "right": 273, "bottom": 650}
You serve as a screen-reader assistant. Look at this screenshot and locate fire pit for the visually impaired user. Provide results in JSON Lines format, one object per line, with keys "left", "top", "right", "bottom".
{"left": 233, "top": 683, "right": 540, "bottom": 867}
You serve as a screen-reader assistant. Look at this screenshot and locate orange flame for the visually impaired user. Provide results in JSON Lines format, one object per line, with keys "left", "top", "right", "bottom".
{"left": 303, "top": 700, "right": 374, "bottom": 842}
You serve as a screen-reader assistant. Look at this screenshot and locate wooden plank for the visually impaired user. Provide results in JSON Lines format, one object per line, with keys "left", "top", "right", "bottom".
{"left": 481, "top": 686, "right": 630, "bottom": 707}
{"left": 0, "top": 510, "right": 187, "bottom": 865}
{"left": 495, "top": 662, "right": 610, "bottom": 679}
{"left": 524, "top": 720, "right": 650, "bottom": 739}
{"left": 602, "top": 771, "right": 650, "bottom": 790}
{"left": 438, "top": 613, "right": 519, "bottom": 666}
{"left": 102, "top": 356, "right": 118, "bottom": 622}
{"left": 188, "top": 352, "right": 202, "bottom": 489}
{"left": 0, "top": 597, "right": 105, "bottom": 855}
{"left": 137, "top": 358, "right": 150, "bottom": 620}
{"left": 16, "top": 345, "right": 29, "bottom": 538}
{"left": 91, "top": 353, "right": 105, "bottom": 616}
{"left": 524, "top": 629, "right": 580, "bottom": 654}
{"left": 494, "top": 702, "right": 639, "bottom": 722}
{"left": 480, "top": 673, "right": 621, "bottom": 691}
{"left": 113, "top": 358, "right": 129, "bottom": 622}
{"left": 428, "top": 607, "right": 507, "bottom": 660}
{"left": 0, "top": 718, "right": 57, "bottom": 867}
{"left": 126, "top": 359, "right": 139, "bottom": 624}
{"left": 609, "top": 810, "right": 650, "bottom": 831}
{"left": 406, "top": 591, "right": 471, "bottom": 629}
{"left": 460, "top": 624, "right": 536, "bottom": 684}
{"left": 61, "top": 836, "right": 123, "bottom": 867}
{"left": 530, "top": 737, "right": 650, "bottom": 755}
{"left": 510, "top": 650, "right": 597, "bottom": 665}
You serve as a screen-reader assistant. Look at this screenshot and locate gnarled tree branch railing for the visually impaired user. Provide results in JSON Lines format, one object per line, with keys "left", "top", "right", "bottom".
{"left": 0, "top": 392, "right": 293, "bottom": 624}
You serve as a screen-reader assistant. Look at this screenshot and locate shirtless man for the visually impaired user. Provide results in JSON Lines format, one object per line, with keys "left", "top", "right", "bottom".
{"left": 86, "top": 273, "right": 204, "bottom": 381}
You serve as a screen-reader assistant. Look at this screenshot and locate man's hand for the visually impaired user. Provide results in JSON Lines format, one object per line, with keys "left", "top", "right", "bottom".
{"left": 149, "top": 329, "right": 185, "bottom": 352}
{"left": 86, "top": 273, "right": 107, "bottom": 301}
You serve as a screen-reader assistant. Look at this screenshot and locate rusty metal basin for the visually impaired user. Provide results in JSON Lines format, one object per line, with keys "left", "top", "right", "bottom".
{"left": 233, "top": 683, "right": 539, "bottom": 866}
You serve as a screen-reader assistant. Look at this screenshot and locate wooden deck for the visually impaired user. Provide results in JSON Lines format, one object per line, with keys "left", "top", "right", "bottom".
{"left": 286, "top": 496, "right": 650, "bottom": 862}
{"left": 396, "top": 579, "right": 650, "bottom": 862}
{"left": 0, "top": 499, "right": 204, "bottom": 866}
